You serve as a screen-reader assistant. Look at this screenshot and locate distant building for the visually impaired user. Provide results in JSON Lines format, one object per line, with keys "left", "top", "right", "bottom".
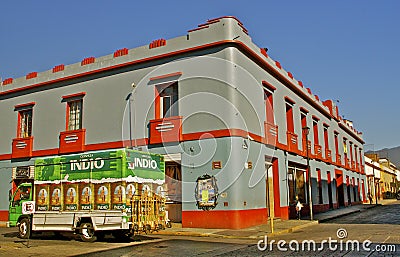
{"left": 0, "top": 16, "right": 367, "bottom": 228}
{"left": 378, "top": 158, "right": 398, "bottom": 198}
{"left": 364, "top": 155, "right": 381, "bottom": 202}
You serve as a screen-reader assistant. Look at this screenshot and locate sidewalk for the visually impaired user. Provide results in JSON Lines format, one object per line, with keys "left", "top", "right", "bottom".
{"left": 152, "top": 199, "right": 399, "bottom": 239}
{"left": 1, "top": 199, "right": 398, "bottom": 238}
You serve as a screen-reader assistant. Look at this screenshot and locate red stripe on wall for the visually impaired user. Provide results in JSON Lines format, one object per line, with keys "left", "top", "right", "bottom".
{"left": 0, "top": 210, "right": 8, "bottom": 221}
{"left": 182, "top": 208, "right": 267, "bottom": 229}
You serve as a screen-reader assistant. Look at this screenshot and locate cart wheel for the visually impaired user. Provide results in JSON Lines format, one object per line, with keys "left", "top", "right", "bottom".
{"left": 80, "top": 222, "right": 97, "bottom": 242}
{"left": 18, "top": 218, "right": 31, "bottom": 239}
{"left": 146, "top": 224, "right": 152, "bottom": 233}
{"left": 133, "top": 224, "right": 139, "bottom": 232}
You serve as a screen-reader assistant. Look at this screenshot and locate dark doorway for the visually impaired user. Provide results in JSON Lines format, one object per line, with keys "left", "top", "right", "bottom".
{"left": 165, "top": 161, "right": 182, "bottom": 222}
{"left": 327, "top": 171, "right": 333, "bottom": 209}
{"left": 336, "top": 173, "right": 345, "bottom": 207}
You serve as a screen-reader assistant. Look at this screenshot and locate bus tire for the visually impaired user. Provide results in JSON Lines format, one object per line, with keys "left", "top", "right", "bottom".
{"left": 80, "top": 222, "right": 97, "bottom": 242}
{"left": 18, "top": 218, "right": 31, "bottom": 239}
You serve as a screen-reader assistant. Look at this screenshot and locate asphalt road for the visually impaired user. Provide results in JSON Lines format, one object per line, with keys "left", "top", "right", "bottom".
{"left": 1, "top": 203, "right": 400, "bottom": 256}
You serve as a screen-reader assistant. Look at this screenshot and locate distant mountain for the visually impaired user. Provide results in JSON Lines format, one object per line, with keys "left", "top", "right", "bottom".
{"left": 366, "top": 146, "right": 400, "bottom": 167}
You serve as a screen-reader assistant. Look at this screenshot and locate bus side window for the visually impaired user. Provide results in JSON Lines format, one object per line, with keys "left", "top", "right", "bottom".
{"left": 21, "top": 186, "right": 31, "bottom": 200}
{"left": 12, "top": 189, "right": 21, "bottom": 206}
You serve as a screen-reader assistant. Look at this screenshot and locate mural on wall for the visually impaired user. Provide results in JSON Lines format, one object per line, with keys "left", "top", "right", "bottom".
{"left": 195, "top": 174, "right": 218, "bottom": 210}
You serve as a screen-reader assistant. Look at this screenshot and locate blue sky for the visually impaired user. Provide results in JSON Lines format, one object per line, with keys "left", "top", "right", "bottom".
{"left": 1, "top": 1, "right": 398, "bottom": 150}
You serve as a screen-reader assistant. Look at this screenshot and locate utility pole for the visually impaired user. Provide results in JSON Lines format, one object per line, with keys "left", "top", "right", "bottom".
{"left": 303, "top": 126, "right": 313, "bottom": 221}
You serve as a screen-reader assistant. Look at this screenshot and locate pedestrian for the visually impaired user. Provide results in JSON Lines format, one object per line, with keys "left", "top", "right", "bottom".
{"left": 295, "top": 196, "right": 303, "bottom": 220}
{"left": 368, "top": 193, "right": 373, "bottom": 204}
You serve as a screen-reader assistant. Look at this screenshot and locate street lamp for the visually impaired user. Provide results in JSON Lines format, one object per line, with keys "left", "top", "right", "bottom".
{"left": 125, "top": 82, "right": 137, "bottom": 149}
{"left": 125, "top": 93, "right": 133, "bottom": 149}
{"left": 302, "top": 126, "right": 313, "bottom": 221}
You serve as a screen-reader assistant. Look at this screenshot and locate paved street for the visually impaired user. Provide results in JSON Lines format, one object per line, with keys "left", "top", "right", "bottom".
{"left": 1, "top": 202, "right": 400, "bottom": 256}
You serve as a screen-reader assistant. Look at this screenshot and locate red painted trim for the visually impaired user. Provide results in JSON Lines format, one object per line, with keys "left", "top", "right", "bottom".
{"left": 298, "top": 81, "right": 304, "bottom": 87}
{"left": 197, "top": 20, "right": 220, "bottom": 28}
{"left": 0, "top": 210, "right": 8, "bottom": 221}
{"left": 149, "top": 116, "right": 183, "bottom": 144}
{"left": 284, "top": 96, "right": 295, "bottom": 105}
{"left": 207, "top": 16, "right": 244, "bottom": 26}
{"left": 154, "top": 87, "right": 160, "bottom": 119}
{"left": 12, "top": 137, "right": 33, "bottom": 159}
{"left": 182, "top": 208, "right": 267, "bottom": 229}
{"left": 260, "top": 48, "right": 268, "bottom": 58}
{"left": 52, "top": 64, "right": 65, "bottom": 73}
{"left": 206, "top": 16, "right": 248, "bottom": 34}
{"left": 300, "top": 107, "right": 309, "bottom": 114}
{"left": 26, "top": 72, "right": 38, "bottom": 80}
{"left": 149, "top": 39, "right": 166, "bottom": 49}
{"left": 0, "top": 154, "right": 12, "bottom": 160}
{"left": 81, "top": 57, "right": 95, "bottom": 66}
{"left": 0, "top": 39, "right": 363, "bottom": 142}
{"left": 279, "top": 206, "right": 289, "bottom": 220}
{"left": 14, "top": 102, "right": 36, "bottom": 109}
{"left": 2, "top": 78, "right": 13, "bottom": 85}
{"left": 187, "top": 25, "right": 209, "bottom": 33}
{"left": 62, "top": 92, "right": 86, "bottom": 100}
{"left": 182, "top": 129, "right": 263, "bottom": 143}
{"left": 149, "top": 72, "right": 182, "bottom": 81}
{"left": 272, "top": 158, "right": 281, "bottom": 218}
{"left": 113, "top": 48, "right": 129, "bottom": 58}
{"left": 59, "top": 129, "right": 86, "bottom": 154}
{"left": 312, "top": 115, "right": 320, "bottom": 121}
{"left": 262, "top": 80, "right": 276, "bottom": 91}
{"left": 287, "top": 72, "right": 293, "bottom": 79}
{"left": 275, "top": 61, "right": 282, "bottom": 69}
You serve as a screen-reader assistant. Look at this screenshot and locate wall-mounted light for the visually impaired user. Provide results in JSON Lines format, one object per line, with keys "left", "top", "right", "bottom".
{"left": 242, "top": 139, "right": 248, "bottom": 149}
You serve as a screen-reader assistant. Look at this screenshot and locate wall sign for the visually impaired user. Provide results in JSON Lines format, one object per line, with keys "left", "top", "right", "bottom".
{"left": 195, "top": 174, "right": 218, "bottom": 210}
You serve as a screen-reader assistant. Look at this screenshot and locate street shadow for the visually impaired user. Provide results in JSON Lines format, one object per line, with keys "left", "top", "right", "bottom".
{"left": 323, "top": 203, "right": 400, "bottom": 225}
{"left": 2, "top": 230, "right": 159, "bottom": 243}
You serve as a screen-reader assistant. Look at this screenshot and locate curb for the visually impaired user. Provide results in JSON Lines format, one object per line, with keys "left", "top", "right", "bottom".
{"left": 0, "top": 222, "right": 9, "bottom": 228}
{"left": 152, "top": 221, "right": 319, "bottom": 240}
{"left": 317, "top": 210, "right": 361, "bottom": 223}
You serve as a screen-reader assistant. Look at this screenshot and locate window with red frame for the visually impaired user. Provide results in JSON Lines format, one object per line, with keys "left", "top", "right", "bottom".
{"left": 323, "top": 125, "right": 329, "bottom": 150}
{"left": 67, "top": 100, "right": 83, "bottom": 130}
{"left": 157, "top": 82, "right": 178, "bottom": 118}
{"left": 18, "top": 108, "right": 33, "bottom": 138}
{"left": 285, "top": 103, "right": 294, "bottom": 133}
{"left": 264, "top": 89, "right": 274, "bottom": 124}
{"left": 313, "top": 119, "right": 319, "bottom": 145}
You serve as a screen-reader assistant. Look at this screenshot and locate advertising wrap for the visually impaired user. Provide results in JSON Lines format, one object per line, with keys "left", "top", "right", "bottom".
{"left": 33, "top": 149, "right": 164, "bottom": 211}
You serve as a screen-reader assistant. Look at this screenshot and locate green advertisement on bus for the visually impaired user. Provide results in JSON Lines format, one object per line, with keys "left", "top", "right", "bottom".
{"left": 33, "top": 149, "right": 165, "bottom": 211}
{"left": 34, "top": 149, "right": 165, "bottom": 183}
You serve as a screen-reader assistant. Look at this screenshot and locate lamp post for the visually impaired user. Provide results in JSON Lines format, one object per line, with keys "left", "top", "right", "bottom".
{"left": 125, "top": 93, "right": 133, "bottom": 149}
{"left": 302, "top": 126, "right": 313, "bottom": 221}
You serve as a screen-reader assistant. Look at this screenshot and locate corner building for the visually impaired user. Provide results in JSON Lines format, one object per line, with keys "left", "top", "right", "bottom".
{"left": 0, "top": 17, "right": 367, "bottom": 228}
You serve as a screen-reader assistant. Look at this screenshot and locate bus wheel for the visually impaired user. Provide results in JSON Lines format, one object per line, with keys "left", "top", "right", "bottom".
{"left": 18, "top": 218, "right": 31, "bottom": 239}
{"left": 80, "top": 222, "right": 97, "bottom": 242}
